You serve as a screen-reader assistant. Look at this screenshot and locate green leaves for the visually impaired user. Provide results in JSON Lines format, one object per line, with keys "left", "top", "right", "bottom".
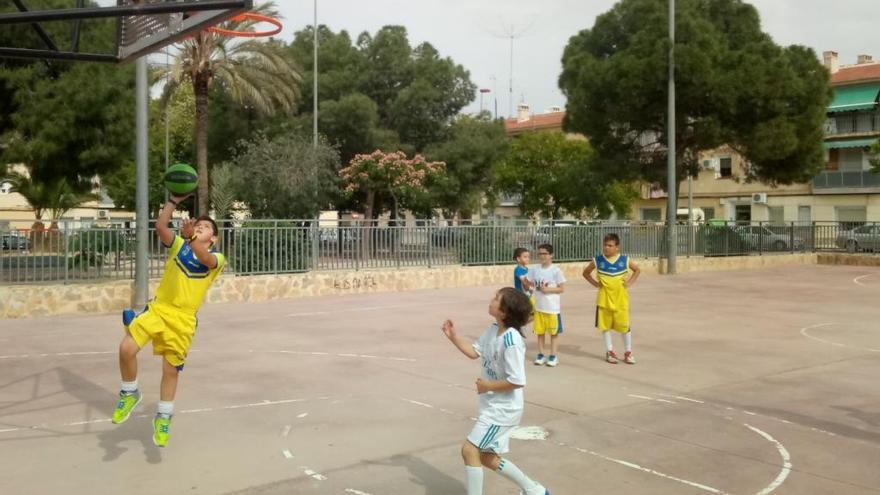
{"left": 560, "top": 0, "right": 830, "bottom": 188}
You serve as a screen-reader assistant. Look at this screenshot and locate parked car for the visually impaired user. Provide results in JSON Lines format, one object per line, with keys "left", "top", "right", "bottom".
{"left": 734, "top": 225, "right": 805, "bottom": 251}
{"left": 835, "top": 224, "right": 880, "bottom": 253}
{"left": 532, "top": 221, "right": 586, "bottom": 245}
{"left": 1, "top": 232, "right": 29, "bottom": 251}
{"left": 431, "top": 227, "right": 459, "bottom": 247}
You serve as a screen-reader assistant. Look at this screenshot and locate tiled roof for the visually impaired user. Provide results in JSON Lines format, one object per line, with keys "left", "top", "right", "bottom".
{"left": 504, "top": 112, "right": 565, "bottom": 134}
{"left": 831, "top": 63, "right": 880, "bottom": 86}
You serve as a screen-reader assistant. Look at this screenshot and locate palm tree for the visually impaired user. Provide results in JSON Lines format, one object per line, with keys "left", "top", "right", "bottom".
{"left": 3, "top": 167, "right": 95, "bottom": 229}
{"left": 155, "top": 2, "right": 301, "bottom": 216}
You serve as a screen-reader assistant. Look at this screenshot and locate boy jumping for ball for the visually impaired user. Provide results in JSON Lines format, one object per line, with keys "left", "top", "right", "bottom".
{"left": 442, "top": 287, "right": 549, "bottom": 495}
{"left": 583, "top": 233, "right": 641, "bottom": 364}
{"left": 111, "top": 194, "right": 225, "bottom": 447}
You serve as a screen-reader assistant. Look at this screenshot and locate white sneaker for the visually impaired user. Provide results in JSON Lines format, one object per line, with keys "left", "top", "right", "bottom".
{"left": 522, "top": 484, "right": 549, "bottom": 495}
{"left": 546, "top": 355, "right": 559, "bottom": 367}
{"left": 533, "top": 354, "right": 546, "bottom": 365}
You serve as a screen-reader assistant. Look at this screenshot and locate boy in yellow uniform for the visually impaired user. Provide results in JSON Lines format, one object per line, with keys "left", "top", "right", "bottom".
{"left": 111, "top": 194, "right": 225, "bottom": 447}
{"left": 583, "top": 233, "right": 641, "bottom": 364}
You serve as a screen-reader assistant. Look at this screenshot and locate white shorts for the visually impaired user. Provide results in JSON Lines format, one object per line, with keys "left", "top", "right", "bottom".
{"left": 467, "top": 417, "right": 516, "bottom": 454}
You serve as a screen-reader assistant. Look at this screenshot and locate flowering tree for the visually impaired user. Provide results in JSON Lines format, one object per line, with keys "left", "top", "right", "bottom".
{"left": 340, "top": 150, "right": 445, "bottom": 222}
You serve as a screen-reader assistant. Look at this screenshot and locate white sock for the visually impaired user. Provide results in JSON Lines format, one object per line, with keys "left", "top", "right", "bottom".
{"left": 157, "top": 401, "right": 174, "bottom": 417}
{"left": 623, "top": 331, "right": 632, "bottom": 353}
{"left": 497, "top": 458, "right": 538, "bottom": 491}
{"left": 465, "top": 466, "right": 483, "bottom": 495}
{"left": 121, "top": 380, "right": 138, "bottom": 394}
{"left": 602, "top": 331, "right": 613, "bottom": 351}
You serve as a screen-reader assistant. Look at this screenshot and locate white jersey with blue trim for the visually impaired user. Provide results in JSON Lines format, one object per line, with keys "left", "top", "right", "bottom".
{"left": 472, "top": 323, "right": 527, "bottom": 426}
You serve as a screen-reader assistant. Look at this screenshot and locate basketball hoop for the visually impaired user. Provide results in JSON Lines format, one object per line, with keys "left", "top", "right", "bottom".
{"left": 205, "top": 12, "right": 282, "bottom": 38}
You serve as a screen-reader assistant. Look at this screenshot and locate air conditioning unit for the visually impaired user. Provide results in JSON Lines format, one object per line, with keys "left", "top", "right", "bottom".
{"left": 97, "top": 209, "right": 109, "bottom": 219}
{"left": 752, "top": 193, "right": 768, "bottom": 204}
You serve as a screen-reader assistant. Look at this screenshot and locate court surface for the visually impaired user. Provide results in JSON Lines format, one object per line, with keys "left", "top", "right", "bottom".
{"left": 1, "top": 264, "right": 879, "bottom": 494}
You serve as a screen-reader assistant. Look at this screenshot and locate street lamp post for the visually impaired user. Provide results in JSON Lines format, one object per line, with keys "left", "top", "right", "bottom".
{"left": 312, "top": 0, "right": 318, "bottom": 148}
{"left": 666, "top": 0, "right": 677, "bottom": 274}
{"left": 479, "top": 88, "right": 491, "bottom": 115}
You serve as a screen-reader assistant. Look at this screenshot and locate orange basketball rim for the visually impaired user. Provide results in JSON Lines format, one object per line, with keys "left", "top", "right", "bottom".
{"left": 206, "top": 12, "right": 283, "bottom": 38}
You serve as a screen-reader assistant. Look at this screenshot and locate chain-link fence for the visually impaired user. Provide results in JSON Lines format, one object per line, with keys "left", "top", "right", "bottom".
{"left": 2, "top": 219, "right": 877, "bottom": 284}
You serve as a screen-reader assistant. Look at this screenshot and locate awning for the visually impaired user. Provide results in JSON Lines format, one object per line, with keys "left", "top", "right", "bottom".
{"left": 823, "top": 138, "right": 879, "bottom": 150}
{"left": 828, "top": 84, "right": 880, "bottom": 113}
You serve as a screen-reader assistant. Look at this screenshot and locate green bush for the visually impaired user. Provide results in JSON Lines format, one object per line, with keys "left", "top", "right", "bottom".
{"left": 230, "top": 221, "right": 312, "bottom": 274}
{"left": 456, "top": 226, "right": 516, "bottom": 265}
{"left": 67, "top": 228, "right": 132, "bottom": 270}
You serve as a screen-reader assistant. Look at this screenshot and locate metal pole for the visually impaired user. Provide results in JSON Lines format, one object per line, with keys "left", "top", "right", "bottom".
{"left": 665, "top": 0, "right": 677, "bottom": 274}
{"left": 509, "top": 35, "right": 514, "bottom": 118}
{"left": 312, "top": 0, "right": 318, "bottom": 148}
{"left": 687, "top": 173, "right": 693, "bottom": 256}
{"left": 133, "top": 56, "right": 149, "bottom": 307}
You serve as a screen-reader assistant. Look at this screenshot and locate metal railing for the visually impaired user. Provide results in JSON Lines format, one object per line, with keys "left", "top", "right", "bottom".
{"left": 813, "top": 170, "right": 880, "bottom": 189}
{"left": 2, "top": 220, "right": 878, "bottom": 284}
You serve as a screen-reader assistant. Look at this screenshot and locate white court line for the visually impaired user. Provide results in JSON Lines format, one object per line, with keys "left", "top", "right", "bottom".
{"left": 281, "top": 425, "right": 291, "bottom": 437}
{"left": 745, "top": 425, "right": 792, "bottom": 495}
{"left": 558, "top": 442, "right": 729, "bottom": 494}
{"left": 344, "top": 490, "right": 373, "bottom": 495}
{"left": 301, "top": 467, "right": 327, "bottom": 481}
{"left": 655, "top": 392, "right": 837, "bottom": 438}
{"left": 628, "top": 394, "right": 676, "bottom": 404}
{"left": 297, "top": 413, "right": 308, "bottom": 419}
{"left": 282, "top": 449, "right": 294, "bottom": 459}
{"left": 0, "top": 351, "right": 115, "bottom": 360}
{"left": 853, "top": 273, "right": 876, "bottom": 287}
{"left": 250, "top": 350, "right": 417, "bottom": 362}
{"left": 0, "top": 397, "right": 329, "bottom": 435}
{"left": 286, "top": 300, "right": 456, "bottom": 318}
{"left": 800, "top": 323, "right": 880, "bottom": 353}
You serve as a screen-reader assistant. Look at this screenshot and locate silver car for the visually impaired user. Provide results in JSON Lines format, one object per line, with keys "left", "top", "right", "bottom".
{"left": 836, "top": 224, "right": 880, "bottom": 253}
{"left": 734, "top": 225, "right": 805, "bottom": 251}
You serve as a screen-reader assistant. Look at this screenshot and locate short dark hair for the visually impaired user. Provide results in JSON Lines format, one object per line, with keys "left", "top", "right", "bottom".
{"left": 513, "top": 247, "right": 529, "bottom": 260}
{"left": 537, "top": 243, "right": 554, "bottom": 254}
{"left": 603, "top": 233, "right": 620, "bottom": 246}
{"left": 196, "top": 216, "right": 219, "bottom": 237}
{"left": 497, "top": 287, "right": 533, "bottom": 337}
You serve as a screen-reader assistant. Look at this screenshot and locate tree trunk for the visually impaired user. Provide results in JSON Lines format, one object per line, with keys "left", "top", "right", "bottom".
{"left": 194, "top": 75, "right": 211, "bottom": 217}
{"left": 362, "top": 189, "right": 375, "bottom": 260}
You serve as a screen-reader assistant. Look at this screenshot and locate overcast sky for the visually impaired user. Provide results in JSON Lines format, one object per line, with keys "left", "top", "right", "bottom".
{"left": 266, "top": 0, "right": 880, "bottom": 119}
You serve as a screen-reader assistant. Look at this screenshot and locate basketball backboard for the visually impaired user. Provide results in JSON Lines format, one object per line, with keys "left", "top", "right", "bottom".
{"left": 0, "top": 0, "right": 252, "bottom": 63}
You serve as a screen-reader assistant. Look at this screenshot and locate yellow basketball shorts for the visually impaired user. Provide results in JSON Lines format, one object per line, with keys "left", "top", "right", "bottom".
{"left": 596, "top": 306, "right": 630, "bottom": 333}
{"left": 127, "top": 301, "right": 197, "bottom": 368}
{"left": 534, "top": 311, "right": 563, "bottom": 336}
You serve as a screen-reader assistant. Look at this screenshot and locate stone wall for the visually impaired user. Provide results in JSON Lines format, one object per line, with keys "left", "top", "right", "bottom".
{"left": 817, "top": 253, "right": 880, "bottom": 267}
{"left": 0, "top": 253, "right": 836, "bottom": 319}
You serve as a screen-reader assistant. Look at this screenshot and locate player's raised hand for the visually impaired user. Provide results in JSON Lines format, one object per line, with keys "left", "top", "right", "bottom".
{"left": 441, "top": 319, "right": 457, "bottom": 340}
{"left": 180, "top": 218, "right": 196, "bottom": 239}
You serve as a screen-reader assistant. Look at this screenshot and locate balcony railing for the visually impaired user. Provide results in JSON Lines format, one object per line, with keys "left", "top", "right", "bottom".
{"left": 824, "top": 112, "right": 880, "bottom": 136}
{"left": 813, "top": 170, "right": 880, "bottom": 189}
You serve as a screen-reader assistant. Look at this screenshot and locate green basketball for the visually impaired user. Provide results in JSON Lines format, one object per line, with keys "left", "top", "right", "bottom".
{"left": 164, "top": 163, "right": 198, "bottom": 195}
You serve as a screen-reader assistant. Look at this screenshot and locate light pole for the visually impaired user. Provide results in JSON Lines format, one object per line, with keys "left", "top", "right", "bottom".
{"left": 666, "top": 0, "right": 677, "bottom": 274}
{"left": 479, "top": 88, "right": 490, "bottom": 115}
{"left": 312, "top": 0, "right": 318, "bottom": 148}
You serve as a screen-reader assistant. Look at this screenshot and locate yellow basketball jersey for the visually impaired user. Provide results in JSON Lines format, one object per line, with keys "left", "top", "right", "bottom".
{"left": 154, "top": 236, "right": 226, "bottom": 313}
{"left": 595, "top": 254, "right": 629, "bottom": 311}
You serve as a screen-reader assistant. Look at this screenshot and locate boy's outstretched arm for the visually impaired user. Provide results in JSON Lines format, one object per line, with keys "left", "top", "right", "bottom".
{"left": 441, "top": 320, "right": 479, "bottom": 360}
{"left": 156, "top": 195, "right": 189, "bottom": 248}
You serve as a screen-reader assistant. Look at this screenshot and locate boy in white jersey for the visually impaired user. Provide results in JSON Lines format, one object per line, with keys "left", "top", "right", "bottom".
{"left": 442, "top": 287, "right": 549, "bottom": 495}
{"left": 524, "top": 243, "right": 566, "bottom": 367}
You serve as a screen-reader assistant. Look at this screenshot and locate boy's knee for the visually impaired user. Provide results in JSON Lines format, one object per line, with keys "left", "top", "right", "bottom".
{"left": 119, "top": 337, "right": 140, "bottom": 358}
{"left": 461, "top": 441, "right": 480, "bottom": 464}
{"left": 162, "top": 359, "right": 181, "bottom": 376}
{"left": 480, "top": 452, "right": 500, "bottom": 470}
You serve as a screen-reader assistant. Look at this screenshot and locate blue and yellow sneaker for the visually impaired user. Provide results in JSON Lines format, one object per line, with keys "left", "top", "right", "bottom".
{"left": 111, "top": 391, "right": 142, "bottom": 424}
{"left": 153, "top": 414, "right": 172, "bottom": 447}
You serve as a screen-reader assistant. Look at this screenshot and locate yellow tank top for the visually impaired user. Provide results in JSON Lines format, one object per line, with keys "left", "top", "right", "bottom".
{"left": 154, "top": 236, "right": 225, "bottom": 314}
{"left": 595, "top": 254, "right": 629, "bottom": 311}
